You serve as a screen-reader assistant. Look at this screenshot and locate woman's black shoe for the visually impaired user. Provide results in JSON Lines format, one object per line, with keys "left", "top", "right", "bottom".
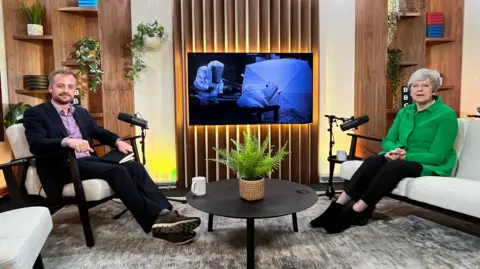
{"left": 323, "top": 205, "right": 360, "bottom": 234}
{"left": 310, "top": 201, "right": 344, "bottom": 228}
{"left": 352, "top": 205, "right": 375, "bottom": 226}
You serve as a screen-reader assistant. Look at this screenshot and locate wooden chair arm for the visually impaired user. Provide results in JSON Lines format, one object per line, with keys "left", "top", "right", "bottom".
{"left": 347, "top": 133, "right": 383, "bottom": 159}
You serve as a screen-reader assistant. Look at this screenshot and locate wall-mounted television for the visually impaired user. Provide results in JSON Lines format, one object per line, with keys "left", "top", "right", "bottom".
{"left": 187, "top": 52, "right": 313, "bottom": 126}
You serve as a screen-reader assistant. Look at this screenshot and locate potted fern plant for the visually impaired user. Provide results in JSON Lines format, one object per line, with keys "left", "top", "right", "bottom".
{"left": 20, "top": 1, "right": 43, "bottom": 36}
{"left": 212, "top": 131, "right": 289, "bottom": 201}
{"left": 75, "top": 37, "right": 103, "bottom": 91}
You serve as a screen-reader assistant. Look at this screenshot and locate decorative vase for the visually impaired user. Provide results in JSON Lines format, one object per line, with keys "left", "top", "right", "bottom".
{"left": 27, "top": 24, "right": 43, "bottom": 36}
{"left": 239, "top": 178, "right": 265, "bottom": 201}
{"left": 143, "top": 35, "right": 163, "bottom": 49}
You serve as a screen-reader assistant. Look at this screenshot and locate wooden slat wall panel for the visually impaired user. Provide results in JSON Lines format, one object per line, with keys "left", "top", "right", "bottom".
{"left": 172, "top": 0, "right": 186, "bottom": 187}
{"left": 310, "top": 0, "right": 319, "bottom": 183}
{"left": 269, "top": 0, "right": 281, "bottom": 180}
{"left": 173, "top": 0, "right": 320, "bottom": 187}
{"left": 354, "top": 0, "right": 387, "bottom": 157}
{"left": 97, "top": 0, "right": 134, "bottom": 138}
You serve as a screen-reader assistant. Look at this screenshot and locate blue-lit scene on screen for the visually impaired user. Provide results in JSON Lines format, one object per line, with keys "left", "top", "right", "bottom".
{"left": 188, "top": 53, "right": 313, "bottom": 125}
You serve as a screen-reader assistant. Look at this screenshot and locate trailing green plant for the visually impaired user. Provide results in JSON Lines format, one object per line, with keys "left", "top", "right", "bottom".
{"left": 20, "top": 1, "right": 42, "bottom": 25}
{"left": 387, "top": 48, "right": 403, "bottom": 108}
{"left": 75, "top": 37, "right": 103, "bottom": 91}
{"left": 211, "top": 131, "right": 289, "bottom": 180}
{"left": 387, "top": 0, "right": 400, "bottom": 46}
{"left": 127, "top": 21, "right": 167, "bottom": 82}
{"left": 4, "top": 102, "right": 32, "bottom": 129}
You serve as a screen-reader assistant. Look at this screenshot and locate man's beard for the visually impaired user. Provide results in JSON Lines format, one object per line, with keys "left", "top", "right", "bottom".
{"left": 53, "top": 94, "right": 73, "bottom": 105}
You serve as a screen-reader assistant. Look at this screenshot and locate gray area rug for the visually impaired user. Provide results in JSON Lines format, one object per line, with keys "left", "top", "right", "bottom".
{"left": 42, "top": 197, "right": 480, "bottom": 269}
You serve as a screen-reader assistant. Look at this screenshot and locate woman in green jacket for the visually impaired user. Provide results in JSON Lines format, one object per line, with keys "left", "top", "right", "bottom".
{"left": 310, "top": 68, "right": 458, "bottom": 233}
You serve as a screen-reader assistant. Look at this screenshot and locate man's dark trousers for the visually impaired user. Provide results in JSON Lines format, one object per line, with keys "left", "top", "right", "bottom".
{"left": 75, "top": 156, "right": 172, "bottom": 233}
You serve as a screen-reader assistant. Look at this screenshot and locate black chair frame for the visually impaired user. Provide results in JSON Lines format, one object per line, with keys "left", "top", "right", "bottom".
{"left": 0, "top": 135, "right": 143, "bottom": 248}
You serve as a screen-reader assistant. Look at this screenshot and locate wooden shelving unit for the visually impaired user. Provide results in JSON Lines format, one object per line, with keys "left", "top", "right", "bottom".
{"left": 400, "top": 61, "right": 418, "bottom": 67}
{"left": 13, "top": 35, "right": 53, "bottom": 41}
{"left": 3, "top": 0, "right": 134, "bottom": 137}
{"left": 399, "top": 12, "right": 421, "bottom": 19}
{"left": 386, "top": 0, "right": 464, "bottom": 132}
{"left": 438, "top": 85, "right": 454, "bottom": 91}
{"left": 15, "top": 89, "right": 50, "bottom": 95}
{"left": 58, "top": 7, "right": 98, "bottom": 17}
{"left": 425, "top": 37, "right": 455, "bottom": 46}
{"left": 61, "top": 60, "right": 79, "bottom": 66}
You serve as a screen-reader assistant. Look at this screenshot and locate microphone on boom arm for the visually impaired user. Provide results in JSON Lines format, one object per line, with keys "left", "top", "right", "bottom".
{"left": 117, "top": 112, "right": 149, "bottom": 129}
{"left": 339, "top": 115, "right": 369, "bottom": 131}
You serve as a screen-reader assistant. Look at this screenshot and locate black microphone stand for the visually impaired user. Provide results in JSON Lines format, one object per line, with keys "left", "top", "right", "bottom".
{"left": 322, "top": 115, "right": 351, "bottom": 199}
{"left": 140, "top": 126, "right": 147, "bottom": 165}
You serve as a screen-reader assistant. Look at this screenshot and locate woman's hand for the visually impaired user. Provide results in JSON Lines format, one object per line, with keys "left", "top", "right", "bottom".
{"left": 385, "top": 150, "right": 399, "bottom": 161}
{"left": 385, "top": 148, "right": 406, "bottom": 161}
{"left": 394, "top": 148, "right": 406, "bottom": 160}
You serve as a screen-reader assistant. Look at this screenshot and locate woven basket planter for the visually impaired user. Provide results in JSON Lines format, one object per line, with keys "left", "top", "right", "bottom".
{"left": 239, "top": 178, "right": 265, "bottom": 201}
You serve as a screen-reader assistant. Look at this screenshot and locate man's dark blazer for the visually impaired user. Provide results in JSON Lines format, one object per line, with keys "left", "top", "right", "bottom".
{"left": 23, "top": 101, "right": 120, "bottom": 203}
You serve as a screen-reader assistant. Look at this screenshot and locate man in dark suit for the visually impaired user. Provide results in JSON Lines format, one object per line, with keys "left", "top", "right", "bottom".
{"left": 23, "top": 69, "right": 200, "bottom": 244}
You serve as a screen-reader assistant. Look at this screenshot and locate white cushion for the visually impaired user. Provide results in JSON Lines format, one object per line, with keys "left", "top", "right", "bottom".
{"left": 406, "top": 176, "right": 480, "bottom": 218}
{"left": 25, "top": 166, "right": 114, "bottom": 201}
{"left": 0, "top": 207, "right": 52, "bottom": 269}
{"left": 6, "top": 124, "right": 33, "bottom": 159}
{"left": 455, "top": 120, "right": 480, "bottom": 181}
{"left": 339, "top": 160, "right": 363, "bottom": 180}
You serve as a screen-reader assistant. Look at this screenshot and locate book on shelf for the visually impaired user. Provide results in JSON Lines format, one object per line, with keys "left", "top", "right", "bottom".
{"left": 101, "top": 149, "right": 135, "bottom": 164}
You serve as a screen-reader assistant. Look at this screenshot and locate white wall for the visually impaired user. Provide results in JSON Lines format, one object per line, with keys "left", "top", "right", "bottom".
{"left": 131, "top": 0, "right": 178, "bottom": 184}
{"left": 460, "top": 0, "right": 480, "bottom": 117}
{"left": 318, "top": 0, "right": 356, "bottom": 178}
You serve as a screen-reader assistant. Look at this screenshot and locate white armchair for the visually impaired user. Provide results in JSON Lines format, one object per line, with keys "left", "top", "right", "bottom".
{"left": 0, "top": 207, "right": 52, "bottom": 269}
{"left": 2, "top": 124, "right": 143, "bottom": 247}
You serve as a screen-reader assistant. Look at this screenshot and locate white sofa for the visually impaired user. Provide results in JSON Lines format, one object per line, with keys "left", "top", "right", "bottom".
{"left": 0, "top": 207, "right": 52, "bottom": 269}
{"left": 339, "top": 119, "right": 480, "bottom": 220}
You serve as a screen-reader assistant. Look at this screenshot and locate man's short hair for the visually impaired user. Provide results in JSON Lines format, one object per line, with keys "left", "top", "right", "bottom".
{"left": 48, "top": 69, "right": 77, "bottom": 87}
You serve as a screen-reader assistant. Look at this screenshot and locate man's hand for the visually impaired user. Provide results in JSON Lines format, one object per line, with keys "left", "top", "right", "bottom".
{"left": 66, "top": 138, "right": 94, "bottom": 153}
{"left": 116, "top": 140, "right": 133, "bottom": 154}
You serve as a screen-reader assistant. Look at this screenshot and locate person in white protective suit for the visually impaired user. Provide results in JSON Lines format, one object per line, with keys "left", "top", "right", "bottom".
{"left": 193, "top": 61, "right": 225, "bottom": 105}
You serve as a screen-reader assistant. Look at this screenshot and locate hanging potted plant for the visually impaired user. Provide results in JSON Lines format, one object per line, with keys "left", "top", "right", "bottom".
{"left": 387, "top": 48, "right": 403, "bottom": 109}
{"left": 127, "top": 21, "right": 167, "bottom": 82}
{"left": 387, "top": 0, "right": 400, "bottom": 46}
{"left": 75, "top": 37, "right": 103, "bottom": 92}
{"left": 20, "top": 1, "right": 43, "bottom": 36}
{"left": 211, "top": 131, "right": 289, "bottom": 201}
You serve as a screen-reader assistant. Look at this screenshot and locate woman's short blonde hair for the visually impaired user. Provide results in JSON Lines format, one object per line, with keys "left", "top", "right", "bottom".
{"left": 407, "top": 68, "right": 442, "bottom": 93}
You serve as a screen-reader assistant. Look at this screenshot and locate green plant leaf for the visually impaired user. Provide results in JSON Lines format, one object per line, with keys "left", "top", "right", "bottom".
{"left": 4, "top": 102, "right": 32, "bottom": 128}
{"left": 211, "top": 131, "right": 289, "bottom": 180}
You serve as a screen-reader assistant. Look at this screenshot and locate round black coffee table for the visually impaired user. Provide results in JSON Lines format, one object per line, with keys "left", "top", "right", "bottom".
{"left": 186, "top": 178, "right": 317, "bottom": 269}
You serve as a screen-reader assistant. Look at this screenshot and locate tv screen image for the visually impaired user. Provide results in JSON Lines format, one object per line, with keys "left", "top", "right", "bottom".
{"left": 188, "top": 53, "right": 313, "bottom": 125}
